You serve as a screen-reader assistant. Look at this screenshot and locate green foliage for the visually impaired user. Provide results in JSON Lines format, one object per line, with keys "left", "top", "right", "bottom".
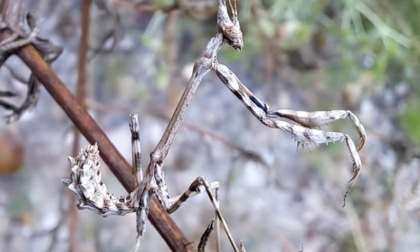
{"left": 231, "top": 0, "right": 420, "bottom": 156}
{"left": 338, "top": 233, "right": 358, "bottom": 252}
{"left": 151, "top": 0, "right": 172, "bottom": 8}
{"left": 156, "top": 64, "right": 169, "bottom": 89}
{"left": 10, "top": 190, "right": 31, "bottom": 216}
{"left": 102, "top": 60, "right": 127, "bottom": 93}
{"left": 235, "top": 0, "right": 420, "bottom": 87}
{"left": 399, "top": 97, "right": 420, "bottom": 143}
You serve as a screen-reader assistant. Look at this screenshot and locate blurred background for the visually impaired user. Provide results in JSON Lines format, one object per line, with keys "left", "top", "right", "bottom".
{"left": 0, "top": 0, "right": 419, "bottom": 251}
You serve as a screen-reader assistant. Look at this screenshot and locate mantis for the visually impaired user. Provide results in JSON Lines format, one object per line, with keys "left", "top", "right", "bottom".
{"left": 62, "top": 0, "right": 366, "bottom": 251}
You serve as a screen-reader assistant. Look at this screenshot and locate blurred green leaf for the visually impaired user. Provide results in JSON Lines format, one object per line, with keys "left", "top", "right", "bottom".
{"left": 399, "top": 97, "right": 420, "bottom": 143}
{"left": 151, "top": 0, "right": 172, "bottom": 8}
{"left": 258, "top": 18, "right": 275, "bottom": 38}
{"left": 371, "top": 51, "right": 388, "bottom": 79}
{"left": 10, "top": 191, "right": 31, "bottom": 216}
{"left": 156, "top": 64, "right": 169, "bottom": 89}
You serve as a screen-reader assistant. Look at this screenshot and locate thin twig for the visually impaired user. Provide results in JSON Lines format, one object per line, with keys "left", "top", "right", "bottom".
{"left": 68, "top": 1, "right": 92, "bottom": 251}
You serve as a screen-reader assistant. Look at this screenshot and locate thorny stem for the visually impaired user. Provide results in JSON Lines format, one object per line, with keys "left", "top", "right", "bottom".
{"left": 0, "top": 1, "right": 192, "bottom": 251}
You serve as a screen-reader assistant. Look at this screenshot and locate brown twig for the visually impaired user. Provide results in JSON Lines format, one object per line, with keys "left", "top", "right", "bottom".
{"left": 0, "top": 1, "right": 192, "bottom": 251}
{"left": 68, "top": 1, "right": 92, "bottom": 251}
